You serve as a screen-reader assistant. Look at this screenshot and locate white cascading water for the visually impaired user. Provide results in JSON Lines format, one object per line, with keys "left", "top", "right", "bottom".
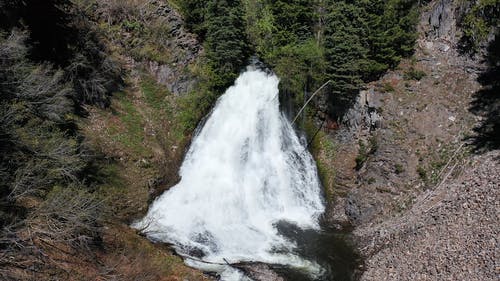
{"left": 133, "top": 67, "right": 325, "bottom": 280}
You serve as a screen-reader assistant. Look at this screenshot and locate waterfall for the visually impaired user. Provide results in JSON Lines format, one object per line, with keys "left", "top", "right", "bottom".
{"left": 133, "top": 67, "right": 325, "bottom": 280}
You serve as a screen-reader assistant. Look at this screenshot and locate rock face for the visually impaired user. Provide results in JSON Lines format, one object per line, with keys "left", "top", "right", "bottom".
{"left": 324, "top": 0, "right": 498, "bottom": 280}
{"left": 427, "top": 0, "right": 459, "bottom": 41}
{"left": 341, "top": 88, "right": 383, "bottom": 139}
{"left": 145, "top": 0, "right": 202, "bottom": 95}
{"left": 330, "top": 0, "right": 483, "bottom": 226}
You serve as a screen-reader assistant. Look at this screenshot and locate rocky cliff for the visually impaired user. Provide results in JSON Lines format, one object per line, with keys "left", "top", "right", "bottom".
{"left": 324, "top": 0, "right": 498, "bottom": 279}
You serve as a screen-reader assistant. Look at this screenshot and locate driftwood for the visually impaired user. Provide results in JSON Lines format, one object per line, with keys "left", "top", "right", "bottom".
{"left": 232, "top": 262, "right": 285, "bottom": 281}
{"left": 292, "top": 80, "right": 332, "bottom": 125}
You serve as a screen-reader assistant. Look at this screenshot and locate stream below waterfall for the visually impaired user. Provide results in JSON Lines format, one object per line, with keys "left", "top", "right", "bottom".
{"left": 133, "top": 67, "right": 360, "bottom": 280}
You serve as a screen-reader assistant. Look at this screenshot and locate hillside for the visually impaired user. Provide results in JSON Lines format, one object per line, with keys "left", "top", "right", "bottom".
{"left": 325, "top": 0, "right": 499, "bottom": 280}
{"left": 0, "top": 0, "right": 498, "bottom": 280}
{"left": 0, "top": 0, "right": 210, "bottom": 280}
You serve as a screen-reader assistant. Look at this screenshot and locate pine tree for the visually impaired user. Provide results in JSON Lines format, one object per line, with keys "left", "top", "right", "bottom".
{"left": 323, "top": 1, "right": 369, "bottom": 117}
{"left": 270, "top": 0, "right": 315, "bottom": 44}
{"left": 178, "top": 0, "right": 208, "bottom": 38}
{"left": 205, "top": 0, "right": 250, "bottom": 90}
{"left": 362, "top": 0, "right": 419, "bottom": 79}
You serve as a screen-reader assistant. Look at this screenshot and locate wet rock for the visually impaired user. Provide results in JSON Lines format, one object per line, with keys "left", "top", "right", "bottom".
{"left": 232, "top": 263, "right": 285, "bottom": 281}
{"left": 326, "top": 197, "right": 351, "bottom": 230}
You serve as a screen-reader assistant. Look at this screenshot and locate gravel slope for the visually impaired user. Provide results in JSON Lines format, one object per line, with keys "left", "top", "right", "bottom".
{"left": 357, "top": 150, "right": 499, "bottom": 280}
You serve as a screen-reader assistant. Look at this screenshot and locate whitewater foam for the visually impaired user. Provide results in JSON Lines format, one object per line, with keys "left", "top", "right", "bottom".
{"left": 133, "top": 68, "right": 325, "bottom": 280}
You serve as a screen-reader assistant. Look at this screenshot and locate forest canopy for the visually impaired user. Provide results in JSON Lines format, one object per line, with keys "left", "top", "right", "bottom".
{"left": 177, "top": 0, "right": 421, "bottom": 118}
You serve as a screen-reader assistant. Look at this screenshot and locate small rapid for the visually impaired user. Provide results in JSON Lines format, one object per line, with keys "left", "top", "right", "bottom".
{"left": 133, "top": 67, "right": 326, "bottom": 280}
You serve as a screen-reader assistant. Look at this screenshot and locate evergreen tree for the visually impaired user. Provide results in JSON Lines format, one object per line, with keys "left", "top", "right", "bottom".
{"left": 178, "top": 0, "right": 208, "bottom": 38}
{"left": 269, "top": 0, "right": 315, "bottom": 44}
{"left": 323, "top": 1, "right": 369, "bottom": 117}
{"left": 205, "top": 0, "right": 250, "bottom": 90}
{"left": 362, "top": 0, "right": 418, "bottom": 79}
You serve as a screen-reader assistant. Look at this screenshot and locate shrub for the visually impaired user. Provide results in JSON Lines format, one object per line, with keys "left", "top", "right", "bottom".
{"left": 395, "top": 163, "right": 405, "bottom": 174}
{"left": 381, "top": 82, "right": 395, "bottom": 93}
{"left": 404, "top": 67, "right": 426, "bottom": 80}
{"left": 355, "top": 141, "right": 368, "bottom": 170}
{"left": 459, "top": 0, "right": 500, "bottom": 52}
{"left": 417, "top": 166, "right": 427, "bottom": 181}
{"left": 29, "top": 186, "right": 101, "bottom": 249}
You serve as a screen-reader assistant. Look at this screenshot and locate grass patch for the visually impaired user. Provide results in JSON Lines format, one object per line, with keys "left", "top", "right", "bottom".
{"left": 111, "top": 92, "right": 149, "bottom": 156}
{"left": 141, "top": 76, "right": 171, "bottom": 111}
{"left": 131, "top": 43, "right": 171, "bottom": 64}
{"left": 381, "top": 82, "right": 395, "bottom": 93}
{"left": 303, "top": 119, "right": 337, "bottom": 201}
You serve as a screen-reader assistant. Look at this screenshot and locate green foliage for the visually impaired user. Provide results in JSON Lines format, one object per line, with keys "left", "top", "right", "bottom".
{"left": 113, "top": 92, "right": 148, "bottom": 155}
{"left": 176, "top": 0, "right": 208, "bottom": 37}
{"left": 460, "top": 0, "right": 500, "bottom": 52}
{"left": 381, "top": 82, "right": 396, "bottom": 93}
{"left": 355, "top": 137, "right": 378, "bottom": 170}
{"left": 0, "top": 32, "right": 84, "bottom": 201}
{"left": 141, "top": 77, "right": 171, "bottom": 111}
{"left": 177, "top": 0, "right": 250, "bottom": 91}
{"left": 242, "top": 0, "right": 420, "bottom": 119}
{"left": 369, "top": 135, "right": 379, "bottom": 153}
{"left": 362, "top": 0, "right": 420, "bottom": 78}
{"left": 323, "top": 1, "right": 369, "bottom": 115}
{"left": 244, "top": 0, "right": 327, "bottom": 116}
{"left": 303, "top": 119, "right": 337, "bottom": 199}
{"left": 178, "top": 0, "right": 420, "bottom": 123}
{"left": 394, "top": 163, "right": 405, "bottom": 174}
{"left": 244, "top": 0, "right": 277, "bottom": 55}
{"left": 0, "top": 0, "right": 122, "bottom": 275}
{"left": 178, "top": 74, "right": 219, "bottom": 133}
{"left": 322, "top": 0, "right": 419, "bottom": 117}
{"left": 268, "top": 0, "right": 315, "bottom": 45}
{"left": 355, "top": 141, "right": 369, "bottom": 170}
{"left": 204, "top": 0, "right": 250, "bottom": 91}
{"left": 417, "top": 165, "right": 427, "bottom": 181}
{"left": 0, "top": 33, "right": 105, "bottom": 278}
{"left": 404, "top": 67, "right": 426, "bottom": 80}
{"left": 273, "top": 39, "right": 326, "bottom": 95}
